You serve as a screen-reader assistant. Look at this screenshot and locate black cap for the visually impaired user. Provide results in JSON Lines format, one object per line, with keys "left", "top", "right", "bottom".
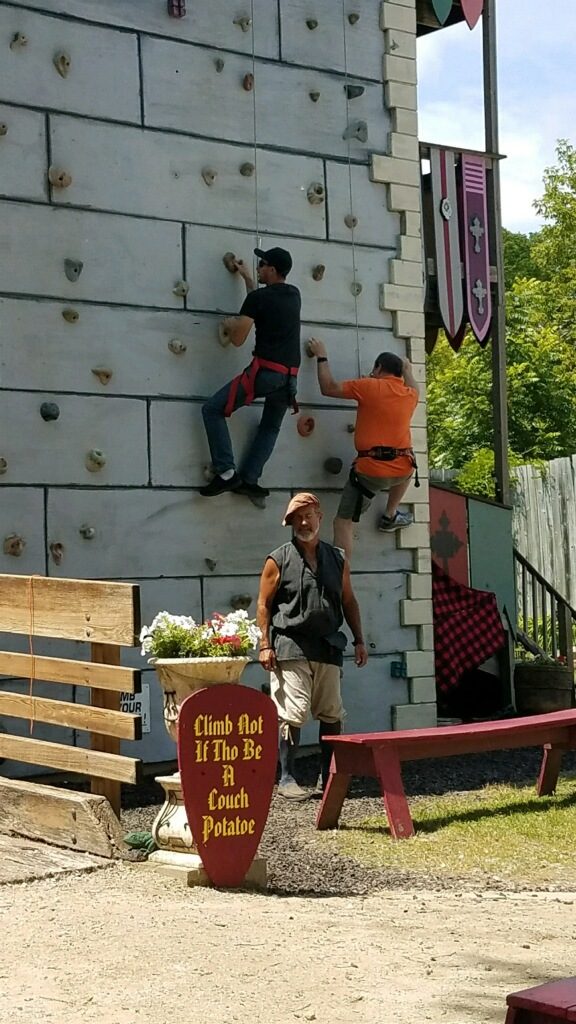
{"left": 254, "top": 246, "right": 293, "bottom": 277}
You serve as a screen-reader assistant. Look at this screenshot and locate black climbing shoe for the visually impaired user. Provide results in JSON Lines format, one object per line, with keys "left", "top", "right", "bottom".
{"left": 199, "top": 473, "right": 241, "bottom": 497}
{"left": 232, "top": 480, "right": 270, "bottom": 499}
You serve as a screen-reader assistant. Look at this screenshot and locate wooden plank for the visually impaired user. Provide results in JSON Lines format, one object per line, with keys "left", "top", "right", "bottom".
{"left": 0, "top": 733, "right": 140, "bottom": 784}
{"left": 90, "top": 643, "right": 122, "bottom": 817}
{"left": 0, "top": 691, "right": 140, "bottom": 741}
{"left": 537, "top": 744, "right": 566, "bottom": 797}
{"left": 0, "top": 651, "right": 140, "bottom": 693}
{"left": 0, "top": 575, "right": 140, "bottom": 644}
{"left": 372, "top": 746, "right": 415, "bottom": 839}
{"left": 0, "top": 834, "right": 108, "bottom": 886}
{"left": 0, "top": 777, "right": 127, "bottom": 858}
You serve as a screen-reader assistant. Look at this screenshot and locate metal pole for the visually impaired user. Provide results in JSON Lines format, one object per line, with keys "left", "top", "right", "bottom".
{"left": 483, "top": 0, "right": 510, "bottom": 504}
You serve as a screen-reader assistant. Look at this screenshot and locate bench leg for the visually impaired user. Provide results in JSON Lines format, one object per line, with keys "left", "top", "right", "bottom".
{"left": 316, "top": 761, "right": 351, "bottom": 830}
{"left": 537, "top": 743, "right": 565, "bottom": 796}
{"left": 372, "top": 747, "right": 414, "bottom": 839}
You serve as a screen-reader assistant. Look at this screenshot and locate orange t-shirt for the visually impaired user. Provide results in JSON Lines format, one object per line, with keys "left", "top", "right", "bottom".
{"left": 340, "top": 376, "right": 419, "bottom": 478}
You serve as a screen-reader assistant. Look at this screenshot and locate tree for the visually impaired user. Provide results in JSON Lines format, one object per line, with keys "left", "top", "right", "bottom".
{"left": 502, "top": 228, "right": 541, "bottom": 290}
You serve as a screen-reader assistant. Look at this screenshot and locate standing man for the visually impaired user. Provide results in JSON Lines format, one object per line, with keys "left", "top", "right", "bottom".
{"left": 257, "top": 492, "right": 368, "bottom": 800}
{"left": 307, "top": 338, "right": 419, "bottom": 561}
{"left": 200, "top": 246, "right": 301, "bottom": 504}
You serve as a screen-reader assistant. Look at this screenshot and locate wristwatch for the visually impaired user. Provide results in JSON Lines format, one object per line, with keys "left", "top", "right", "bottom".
{"left": 317, "top": 356, "right": 328, "bottom": 363}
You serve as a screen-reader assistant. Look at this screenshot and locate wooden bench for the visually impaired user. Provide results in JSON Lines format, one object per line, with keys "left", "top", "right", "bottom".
{"left": 316, "top": 710, "right": 576, "bottom": 838}
{"left": 506, "top": 978, "right": 576, "bottom": 1022}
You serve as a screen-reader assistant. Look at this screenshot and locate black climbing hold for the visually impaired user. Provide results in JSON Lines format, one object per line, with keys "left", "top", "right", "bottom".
{"left": 306, "top": 18, "right": 318, "bottom": 30}
{"left": 40, "top": 402, "right": 60, "bottom": 422}
{"left": 342, "top": 120, "right": 368, "bottom": 143}
{"left": 324, "top": 457, "right": 343, "bottom": 475}
{"left": 64, "top": 258, "right": 83, "bottom": 282}
{"left": 348, "top": 12, "right": 360, "bottom": 25}
{"left": 214, "top": 57, "right": 225, "bottom": 72}
{"left": 345, "top": 84, "right": 365, "bottom": 100}
{"left": 240, "top": 162, "right": 255, "bottom": 177}
{"left": 309, "top": 91, "right": 320, "bottom": 103}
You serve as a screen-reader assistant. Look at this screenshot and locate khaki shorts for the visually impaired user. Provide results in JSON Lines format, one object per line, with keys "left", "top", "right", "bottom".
{"left": 270, "top": 660, "right": 344, "bottom": 728}
{"left": 336, "top": 470, "right": 413, "bottom": 520}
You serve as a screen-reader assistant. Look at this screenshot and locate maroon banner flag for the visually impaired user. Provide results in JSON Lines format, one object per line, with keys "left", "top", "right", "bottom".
{"left": 431, "top": 0, "right": 454, "bottom": 25}
{"left": 178, "top": 683, "right": 278, "bottom": 887}
{"left": 461, "top": 0, "right": 484, "bottom": 29}
{"left": 461, "top": 154, "right": 492, "bottom": 343}
{"left": 430, "top": 148, "right": 463, "bottom": 341}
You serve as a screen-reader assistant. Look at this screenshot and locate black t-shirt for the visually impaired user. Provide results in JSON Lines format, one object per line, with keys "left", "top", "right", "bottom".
{"left": 239, "top": 283, "right": 301, "bottom": 367}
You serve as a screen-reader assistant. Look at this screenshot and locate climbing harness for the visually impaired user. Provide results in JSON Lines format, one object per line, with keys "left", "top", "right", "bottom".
{"left": 224, "top": 357, "right": 299, "bottom": 418}
{"left": 348, "top": 447, "right": 420, "bottom": 523}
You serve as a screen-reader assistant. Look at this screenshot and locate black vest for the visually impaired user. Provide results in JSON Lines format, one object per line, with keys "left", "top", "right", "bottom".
{"left": 268, "top": 540, "right": 346, "bottom": 666}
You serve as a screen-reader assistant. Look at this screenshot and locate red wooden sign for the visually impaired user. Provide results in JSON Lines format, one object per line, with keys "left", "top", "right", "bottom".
{"left": 178, "top": 684, "right": 278, "bottom": 887}
{"left": 429, "top": 486, "right": 469, "bottom": 585}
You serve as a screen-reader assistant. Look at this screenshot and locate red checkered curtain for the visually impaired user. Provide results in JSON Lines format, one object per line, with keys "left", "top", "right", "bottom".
{"left": 432, "top": 563, "right": 506, "bottom": 693}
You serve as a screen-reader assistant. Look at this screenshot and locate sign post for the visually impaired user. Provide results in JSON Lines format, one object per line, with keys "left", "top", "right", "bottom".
{"left": 178, "top": 684, "right": 278, "bottom": 888}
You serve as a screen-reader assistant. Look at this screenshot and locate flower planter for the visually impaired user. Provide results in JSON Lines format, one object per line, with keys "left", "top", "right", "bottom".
{"left": 514, "top": 662, "right": 575, "bottom": 716}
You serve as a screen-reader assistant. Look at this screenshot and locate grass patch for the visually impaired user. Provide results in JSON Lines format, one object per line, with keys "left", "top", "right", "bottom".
{"left": 332, "top": 779, "right": 576, "bottom": 887}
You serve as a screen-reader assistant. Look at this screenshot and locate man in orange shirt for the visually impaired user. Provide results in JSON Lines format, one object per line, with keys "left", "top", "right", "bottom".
{"left": 307, "top": 338, "right": 419, "bottom": 560}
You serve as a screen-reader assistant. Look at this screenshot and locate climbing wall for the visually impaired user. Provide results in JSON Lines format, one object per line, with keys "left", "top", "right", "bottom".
{"left": 0, "top": 0, "right": 435, "bottom": 771}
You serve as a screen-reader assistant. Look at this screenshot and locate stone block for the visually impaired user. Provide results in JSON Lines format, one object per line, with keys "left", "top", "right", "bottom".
{"left": 400, "top": 599, "right": 433, "bottom": 627}
{"left": 394, "top": 311, "right": 425, "bottom": 340}
{"left": 397, "top": 524, "right": 430, "bottom": 550}
{"left": 399, "top": 234, "right": 423, "bottom": 262}
{"left": 392, "top": 702, "right": 437, "bottom": 730}
{"left": 407, "top": 573, "right": 432, "bottom": 600}
{"left": 381, "top": 283, "right": 423, "bottom": 313}
{"left": 148, "top": 850, "right": 268, "bottom": 890}
{"left": 419, "top": 624, "right": 435, "bottom": 650}
{"left": 385, "top": 82, "right": 418, "bottom": 112}
{"left": 415, "top": 549, "right": 433, "bottom": 575}
{"left": 372, "top": 156, "right": 420, "bottom": 188}
{"left": 393, "top": 108, "right": 419, "bottom": 136}
{"left": 389, "top": 132, "right": 420, "bottom": 162}
{"left": 390, "top": 259, "right": 423, "bottom": 287}
{"left": 409, "top": 677, "right": 437, "bottom": 703}
{"left": 407, "top": 336, "right": 426, "bottom": 360}
{"left": 402, "top": 211, "right": 422, "bottom": 236}
{"left": 383, "top": 54, "right": 417, "bottom": 86}
{"left": 413, "top": 503, "right": 431, "bottom": 523}
{"left": 404, "top": 650, "right": 436, "bottom": 678}
{"left": 380, "top": 2, "right": 417, "bottom": 34}
{"left": 384, "top": 28, "right": 417, "bottom": 60}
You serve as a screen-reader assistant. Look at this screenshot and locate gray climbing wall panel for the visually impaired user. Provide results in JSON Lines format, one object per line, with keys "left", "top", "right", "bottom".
{"left": 0, "top": 0, "right": 430, "bottom": 772}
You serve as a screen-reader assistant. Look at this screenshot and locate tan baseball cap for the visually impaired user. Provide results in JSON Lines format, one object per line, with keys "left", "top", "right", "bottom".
{"left": 282, "top": 492, "right": 321, "bottom": 526}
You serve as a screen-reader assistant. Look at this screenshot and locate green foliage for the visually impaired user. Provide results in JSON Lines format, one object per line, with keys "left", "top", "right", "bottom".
{"left": 140, "top": 611, "right": 260, "bottom": 659}
{"left": 502, "top": 228, "right": 541, "bottom": 290}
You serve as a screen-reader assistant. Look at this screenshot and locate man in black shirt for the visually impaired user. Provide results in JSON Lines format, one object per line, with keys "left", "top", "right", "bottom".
{"left": 200, "top": 246, "right": 301, "bottom": 504}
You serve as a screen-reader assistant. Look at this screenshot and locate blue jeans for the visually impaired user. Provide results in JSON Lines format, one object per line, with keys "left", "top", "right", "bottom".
{"left": 202, "top": 368, "right": 291, "bottom": 484}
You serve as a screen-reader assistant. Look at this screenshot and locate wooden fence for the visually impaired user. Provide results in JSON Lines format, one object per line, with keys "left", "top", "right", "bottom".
{"left": 0, "top": 574, "right": 142, "bottom": 818}
{"left": 512, "top": 456, "right": 576, "bottom": 607}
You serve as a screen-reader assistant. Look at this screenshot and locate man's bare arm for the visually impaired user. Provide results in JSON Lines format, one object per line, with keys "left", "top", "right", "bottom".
{"left": 341, "top": 561, "right": 368, "bottom": 667}
{"left": 220, "top": 315, "right": 254, "bottom": 347}
{"left": 307, "top": 337, "right": 345, "bottom": 399}
{"left": 402, "top": 358, "right": 420, "bottom": 397}
{"left": 256, "top": 558, "right": 281, "bottom": 670}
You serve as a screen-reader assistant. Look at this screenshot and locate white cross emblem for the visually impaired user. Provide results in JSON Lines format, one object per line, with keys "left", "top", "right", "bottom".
{"left": 470, "top": 216, "right": 485, "bottom": 254}
{"left": 472, "top": 278, "right": 487, "bottom": 315}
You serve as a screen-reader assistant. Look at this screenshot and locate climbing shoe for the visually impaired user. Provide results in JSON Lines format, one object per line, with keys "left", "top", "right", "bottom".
{"left": 232, "top": 480, "right": 270, "bottom": 499}
{"left": 199, "top": 472, "right": 241, "bottom": 497}
{"left": 378, "top": 510, "right": 413, "bottom": 532}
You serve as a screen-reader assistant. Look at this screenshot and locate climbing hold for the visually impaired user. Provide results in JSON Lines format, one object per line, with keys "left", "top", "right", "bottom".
{"left": 344, "top": 213, "right": 358, "bottom": 229}
{"left": 348, "top": 12, "right": 360, "bottom": 24}
{"left": 201, "top": 167, "right": 217, "bottom": 186}
{"left": 239, "top": 161, "right": 255, "bottom": 177}
{"left": 10, "top": 32, "right": 28, "bottom": 50}
{"left": 64, "top": 258, "right": 83, "bottom": 282}
{"left": 346, "top": 423, "right": 355, "bottom": 434}
{"left": 307, "top": 182, "right": 325, "bottom": 206}
{"left": 49, "top": 542, "right": 64, "bottom": 565}
{"left": 218, "top": 322, "right": 231, "bottom": 347}
{"left": 85, "top": 448, "right": 106, "bottom": 472}
{"left": 91, "top": 367, "right": 113, "bottom": 385}
{"left": 350, "top": 281, "right": 363, "bottom": 296}
{"left": 345, "top": 84, "right": 365, "bottom": 100}
{"left": 3, "top": 535, "right": 25, "bottom": 557}
{"left": 306, "top": 18, "right": 318, "bottom": 30}
{"left": 173, "top": 280, "right": 189, "bottom": 297}
{"left": 222, "top": 252, "right": 238, "bottom": 273}
{"left": 242, "top": 72, "right": 254, "bottom": 92}
{"left": 312, "top": 264, "right": 326, "bottom": 282}
{"left": 40, "top": 401, "right": 60, "bottom": 422}
{"left": 233, "top": 15, "right": 252, "bottom": 32}
{"left": 62, "top": 307, "right": 79, "bottom": 323}
{"left": 79, "top": 524, "right": 96, "bottom": 540}
{"left": 309, "top": 91, "right": 320, "bottom": 103}
{"left": 0, "top": 457, "right": 7, "bottom": 474}
{"left": 324, "top": 457, "right": 343, "bottom": 475}
{"left": 168, "top": 339, "right": 187, "bottom": 355}
{"left": 214, "top": 57, "right": 225, "bottom": 72}
{"left": 0, "top": 124, "right": 7, "bottom": 137}
{"left": 205, "top": 558, "right": 217, "bottom": 572}
{"left": 305, "top": 340, "right": 315, "bottom": 358}
{"left": 167, "top": 0, "right": 186, "bottom": 16}
{"left": 230, "top": 594, "right": 252, "bottom": 611}
{"left": 48, "top": 166, "right": 72, "bottom": 189}
{"left": 53, "top": 52, "right": 71, "bottom": 78}
{"left": 342, "top": 120, "right": 368, "bottom": 143}
{"left": 297, "top": 415, "right": 315, "bottom": 437}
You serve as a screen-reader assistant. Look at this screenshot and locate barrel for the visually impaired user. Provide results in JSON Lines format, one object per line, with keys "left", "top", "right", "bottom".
{"left": 514, "top": 662, "right": 574, "bottom": 715}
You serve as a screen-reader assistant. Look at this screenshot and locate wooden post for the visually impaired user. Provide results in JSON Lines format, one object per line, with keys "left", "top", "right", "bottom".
{"left": 558, "top": 602, "right": 575, "bottom": 682}
{"left": 90, "top": 643, "right": 122, "bottom": 818}
{"left": 483, "top": 0, "right": 511, "bottom": 505}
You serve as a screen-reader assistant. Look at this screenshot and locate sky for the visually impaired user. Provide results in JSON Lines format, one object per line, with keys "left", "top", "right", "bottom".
{"left": 417, "top": 1, "right": 576, "bottom": 233}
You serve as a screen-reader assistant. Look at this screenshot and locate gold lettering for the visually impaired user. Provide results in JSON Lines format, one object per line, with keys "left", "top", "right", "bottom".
{"left": 208, "top": 787, "right": 250, "bottom": 811}
{"left": 194, "top": 714, "right": 233, "bottom": 737}
{"left": 212, "top": 739, "right": 239, "bottom": 761}
{"left": 242, "top": 738, "right": 262, "bottom": 760}
{"left": 237, "top": 713, "right": 264, "bottom": 736}
{"left": 222, "top": 764, "right": 235, "bottom": 787}
{"left": 201, "top": 813, "right": 257, "bottom": 844}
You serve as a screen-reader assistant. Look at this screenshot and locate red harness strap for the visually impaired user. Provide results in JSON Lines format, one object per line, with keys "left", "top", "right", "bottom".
{"left": 224, "top": 357, "right": 299, "bottom": 418}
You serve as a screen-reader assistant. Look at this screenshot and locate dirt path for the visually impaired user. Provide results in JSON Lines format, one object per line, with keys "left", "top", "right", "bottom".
{"left": 1, "top": 863, "right": 574, "bottom": 1024}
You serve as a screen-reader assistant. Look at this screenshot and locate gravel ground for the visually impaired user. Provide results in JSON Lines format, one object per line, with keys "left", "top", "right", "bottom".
{"left": 122, "top": 747, "right": 576, "bottom": 896}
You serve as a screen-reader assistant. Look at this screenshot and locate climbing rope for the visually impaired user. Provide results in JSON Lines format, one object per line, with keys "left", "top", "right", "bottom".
{"left": 341, "top": 0, "right": 362, "bottom": 377}
{"left": 249, "top": 0, "right": 261, "bottom": 255}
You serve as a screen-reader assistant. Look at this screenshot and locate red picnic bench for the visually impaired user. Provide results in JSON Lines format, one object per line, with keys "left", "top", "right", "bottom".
{"left": 316, "top": 709, "right": 576, "bottom": 838}
{"left": 506, "top": 978, "right": 576, "bottom": 1023}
